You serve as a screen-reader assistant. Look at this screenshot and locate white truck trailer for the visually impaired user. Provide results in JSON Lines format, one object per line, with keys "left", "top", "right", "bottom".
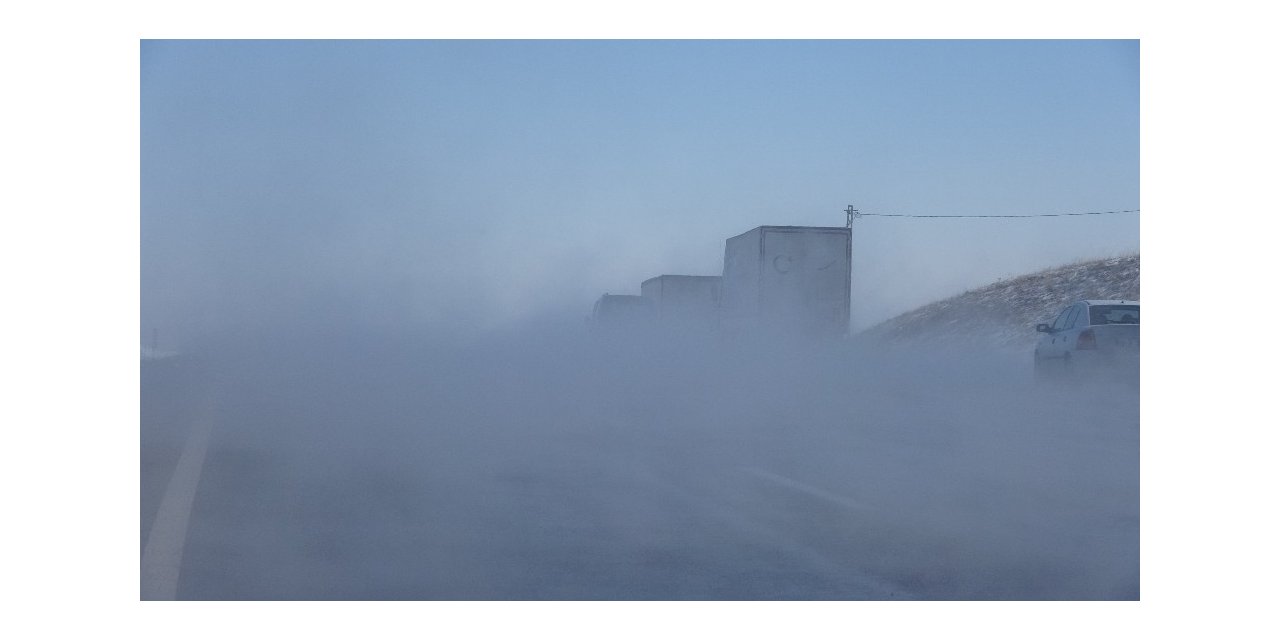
{"left": 719, "top": 225, "right": 851, "bottom": 338}
{"left": 640, "top": 275, "right": 721, "bottom": 333}
{"left": 590, "top": 294, "right": 655, "bottom": 330}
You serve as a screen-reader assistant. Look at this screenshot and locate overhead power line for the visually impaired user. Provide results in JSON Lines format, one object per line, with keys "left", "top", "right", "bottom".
{"left": 844, "top": 205, "right": 1138, "bottom": 225}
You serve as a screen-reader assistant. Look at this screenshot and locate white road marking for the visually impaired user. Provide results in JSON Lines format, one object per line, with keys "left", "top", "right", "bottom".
{"left": 745, "top": 467, "right": 869, "bottom": 512}
{"left": 141, "top": 393, "right": 215, "bottom": 600}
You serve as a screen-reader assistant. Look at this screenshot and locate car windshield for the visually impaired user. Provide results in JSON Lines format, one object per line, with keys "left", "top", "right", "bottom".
{"left": 1089, "top": 305, "right": 1139, "bottom": 325}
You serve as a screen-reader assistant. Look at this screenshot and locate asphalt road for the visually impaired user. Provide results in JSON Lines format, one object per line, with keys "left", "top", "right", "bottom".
{"left": 141, "top": 336, "right": 1139, "bottom": 600}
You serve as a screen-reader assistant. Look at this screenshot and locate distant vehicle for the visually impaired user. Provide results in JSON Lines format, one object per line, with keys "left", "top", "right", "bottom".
{"left": 1034, "top": 300, "right": 1139, "bottom": 380}
{"left": 719, "top": 226, "right": 851, "bottom": 338}
{"left": 590, "top": 294, "right": 655, "bottom": 330}
{"left": 641, "top": 274, "right": 721, "bottom": 333}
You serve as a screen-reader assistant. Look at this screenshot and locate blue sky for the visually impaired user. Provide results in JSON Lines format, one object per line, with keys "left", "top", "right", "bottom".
{"left": 141, "top": 40, "right": 1138, "bottom": 339}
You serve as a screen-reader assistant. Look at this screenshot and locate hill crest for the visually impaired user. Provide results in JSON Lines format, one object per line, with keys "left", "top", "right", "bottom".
{"left": 860, "top": 255, "right": 1140, "bottom": 351}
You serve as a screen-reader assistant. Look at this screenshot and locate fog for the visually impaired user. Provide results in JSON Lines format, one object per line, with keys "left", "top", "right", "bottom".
{"left": 142, "top": 318, "right": 1137, "bottom": 600}
{"left": 141, "top": 40, "right": 1138, "bottom": 600}
{"left": 141, "top": 40, "right": 1138, "bottom": 344}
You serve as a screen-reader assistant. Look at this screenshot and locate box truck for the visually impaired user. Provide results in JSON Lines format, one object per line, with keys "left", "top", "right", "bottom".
{"left": 719, "top": 226, "right": 851, "bottom": 338}
{"left": 640, "top": 275, "right": 721, "bottom": 333}
{"left": 590, "top": 294, "right": 655, "bottom": 329}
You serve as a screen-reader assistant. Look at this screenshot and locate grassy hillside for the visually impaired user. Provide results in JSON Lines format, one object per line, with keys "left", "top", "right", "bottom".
{"left": 860, "top": 255, "right": 1139, "bottom": 351}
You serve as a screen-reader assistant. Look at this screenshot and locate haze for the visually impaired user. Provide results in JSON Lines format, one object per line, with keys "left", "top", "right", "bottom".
{"left": 140, "top": 40, "right": 1139, "bottom": 601}
{"left": 141, "top": 40, "right": 1138, "bottom": 343}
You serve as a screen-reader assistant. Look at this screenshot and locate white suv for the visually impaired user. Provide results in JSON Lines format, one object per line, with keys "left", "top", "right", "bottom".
{"left": 1034, "top": 300, "right": 1139, "bottom": 380}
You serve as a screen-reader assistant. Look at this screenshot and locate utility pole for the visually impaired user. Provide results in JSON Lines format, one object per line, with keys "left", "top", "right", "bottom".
{"left": 845, "top": 204, "right": 859, "bottom": 228}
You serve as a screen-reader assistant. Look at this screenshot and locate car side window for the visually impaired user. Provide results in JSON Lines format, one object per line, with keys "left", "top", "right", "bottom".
{"left": 1066, "top": 305, "right": 1084, "bottom": 329}
{"left": 1062, "top": 307, "right": 1076, "bottom": 330}
{"left": 1051, "top": 307, "right": 1073, "bottom": 331}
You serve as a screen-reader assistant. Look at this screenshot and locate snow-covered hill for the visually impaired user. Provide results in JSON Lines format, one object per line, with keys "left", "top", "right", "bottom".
{"left": 859, "top": 255, "right": 1140, "bottom": 352}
